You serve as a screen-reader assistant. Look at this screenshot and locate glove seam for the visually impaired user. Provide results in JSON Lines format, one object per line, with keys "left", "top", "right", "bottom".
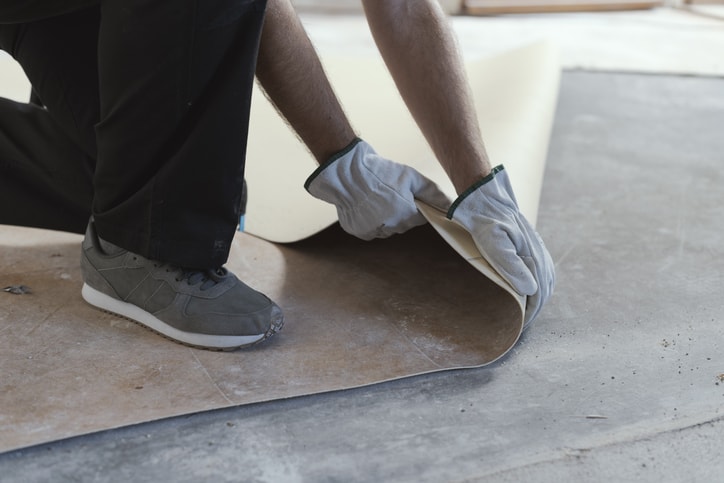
{"left": 360, "top": 158, "right": 422, "bottom": 209}
{"left": 446, "top": 164, "right": 505, "bottom": 219}
{"left": 303, "top": 137, "right": 363, "bottom": 192}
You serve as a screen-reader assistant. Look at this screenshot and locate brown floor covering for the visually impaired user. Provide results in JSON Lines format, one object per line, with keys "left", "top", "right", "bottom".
{"left": 0, "top": 223, "right": 522, "bottom": 452}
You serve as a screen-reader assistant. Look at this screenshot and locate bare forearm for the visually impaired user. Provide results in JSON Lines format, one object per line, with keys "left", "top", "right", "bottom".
{"left": 255, "top": 0, "right": 355, "bottom": 163}
{"left": 361, "top": 0, "right": 492, "bottom": 193}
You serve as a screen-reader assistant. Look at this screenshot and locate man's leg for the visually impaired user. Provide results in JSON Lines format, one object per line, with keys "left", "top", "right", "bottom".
{"left": 0, "top": 7, "right": 99, "bottom": 233}
{"left": 85, "top": 0, "right": 283, "bottom": 350}
{"left": 0, "top": 1, "right": 97, "bottom": 23}
{"left": 0, "top": 98, "right": 94, "bottom": 232}
{"left": 93, "top": 0, "right": 267, "bottom": 269}
{"left": 1, "top": 1, "right": 284, "bottom": 350}
{"left": 2, "top": 0, "right": 267, "bottom": 267}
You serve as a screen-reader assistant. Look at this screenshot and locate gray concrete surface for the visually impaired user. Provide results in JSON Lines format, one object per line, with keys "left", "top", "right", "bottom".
{"left": 1, "top": 71, "right": 723, "bottom": 483}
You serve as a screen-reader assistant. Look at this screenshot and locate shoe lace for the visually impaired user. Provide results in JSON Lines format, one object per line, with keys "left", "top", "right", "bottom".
{"left": 148, "top": 261, "right": 227, "bottom": 291}
{"left": 130, "top": 254, "right": 228, "bottom": 291}
{"left": 182, "top": 268, "right": 227, "bottom": 291}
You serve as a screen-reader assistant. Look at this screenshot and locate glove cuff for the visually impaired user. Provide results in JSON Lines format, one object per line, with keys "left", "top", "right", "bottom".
{"left": 446, "top": 165, "right": 505, "bottom": 219}
{"left": 304, "top": 137, "right": 363, "bottom": 192}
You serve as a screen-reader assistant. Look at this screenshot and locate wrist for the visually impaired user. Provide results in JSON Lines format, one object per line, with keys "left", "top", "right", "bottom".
{"left": 447, "top": 165, "right": 505, "bottom": 219}
{"left": 451, "top": 162, "right": 494, "bottom": 195}
{"left": 304, "top": 137, "right": 363, "bottom": 192}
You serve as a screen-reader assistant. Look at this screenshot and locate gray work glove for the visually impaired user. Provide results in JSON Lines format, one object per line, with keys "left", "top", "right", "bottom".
{"left": 443, "top": 165, "right": 555, "bottom": 327}
{"left": 304, "top": 138, "right": 449, "bottom": 240}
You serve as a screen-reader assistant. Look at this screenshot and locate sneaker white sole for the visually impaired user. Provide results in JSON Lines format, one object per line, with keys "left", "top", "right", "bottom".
{"left": 81, "top": 283, "right": 269, "bottom": 350}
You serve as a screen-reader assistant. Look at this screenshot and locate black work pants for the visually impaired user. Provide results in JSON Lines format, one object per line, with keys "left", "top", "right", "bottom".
{"left": 0, "top": 0, "right": 266, "bottom": 268}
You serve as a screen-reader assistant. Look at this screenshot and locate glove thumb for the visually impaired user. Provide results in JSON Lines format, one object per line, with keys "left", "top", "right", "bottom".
{"left": 408, "top": 173, "right": 452, "bottom": 211}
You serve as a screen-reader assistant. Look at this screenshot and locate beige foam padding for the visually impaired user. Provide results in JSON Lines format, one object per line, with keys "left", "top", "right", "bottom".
{"left": 0, "top": 42, "right": 558, "bottom": 452}
{"left": 244, "top": 41, "right": 560, "bottom": 241}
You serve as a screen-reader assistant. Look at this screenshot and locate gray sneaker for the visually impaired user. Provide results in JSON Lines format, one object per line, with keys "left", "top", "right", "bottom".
{"left": 79, "top": 221, "right": 283, "bottom": 350}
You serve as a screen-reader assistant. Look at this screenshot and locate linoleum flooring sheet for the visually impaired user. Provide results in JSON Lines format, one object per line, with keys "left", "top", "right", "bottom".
{"left": 0, "top": 42, "right": 559, "bottom": 453}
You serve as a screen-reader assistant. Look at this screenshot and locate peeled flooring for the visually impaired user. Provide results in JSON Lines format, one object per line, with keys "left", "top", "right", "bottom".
{"left": 0, "top": 220, "right": 523, "bottom": 453}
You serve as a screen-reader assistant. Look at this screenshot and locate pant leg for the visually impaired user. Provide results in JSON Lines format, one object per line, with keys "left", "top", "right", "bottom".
{"left": 2, "top": 0, "right": 266, "bottom": 268}
{"left": 0, "top": 99, "right": 94, "bottom": 232}
{"left": 93, "top": 0, "right": 267, "bottom": 269}
{"left": 0, "top": 1, "right": 97, "bottom": 23}
{"left": 0, "top": 8, "right": 99, "bottom": 232}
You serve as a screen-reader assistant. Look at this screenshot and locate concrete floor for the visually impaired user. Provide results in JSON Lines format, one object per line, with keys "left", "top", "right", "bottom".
{"left": 2, "top": 9, "right": 724, "bottom": 483}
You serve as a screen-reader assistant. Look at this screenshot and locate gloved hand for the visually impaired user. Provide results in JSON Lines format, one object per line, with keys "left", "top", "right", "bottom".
{"left": 305, "top": 138, "right": 450, "bottom": 240}
{"left": 441, "top": 165, "right": 555, "bottom": 327}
